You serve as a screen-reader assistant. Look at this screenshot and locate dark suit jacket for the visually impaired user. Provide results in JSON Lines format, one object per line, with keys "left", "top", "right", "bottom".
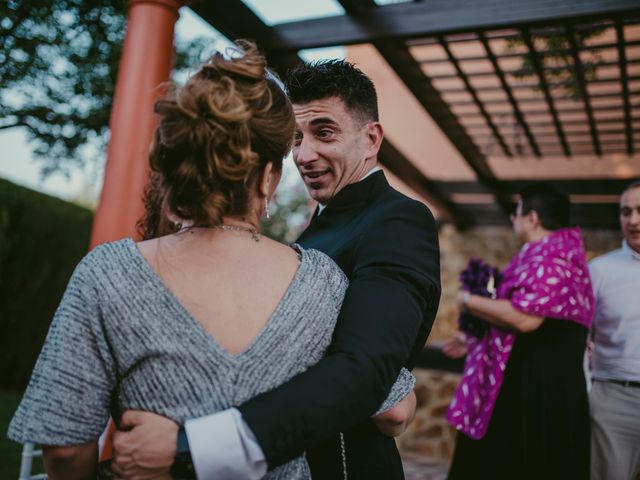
{"left": 238, "top": 171, "right": 441, "bottom": 479}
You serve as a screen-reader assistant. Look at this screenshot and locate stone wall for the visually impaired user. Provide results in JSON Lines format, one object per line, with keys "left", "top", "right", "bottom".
{"left": 397, "top": 369, "right": 460, "bottom": 463}
{"left": 397, "top": 225, "right": 622, "bottom": 465}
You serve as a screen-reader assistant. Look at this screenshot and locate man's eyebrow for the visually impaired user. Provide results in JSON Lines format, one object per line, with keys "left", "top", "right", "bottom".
{"left": 309, "top": 116, "right": 338, "bottom": 127}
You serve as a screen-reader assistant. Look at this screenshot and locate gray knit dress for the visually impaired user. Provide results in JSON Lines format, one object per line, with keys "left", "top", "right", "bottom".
{"left": 8, "top": 238, "right": 414, "bottom": 479}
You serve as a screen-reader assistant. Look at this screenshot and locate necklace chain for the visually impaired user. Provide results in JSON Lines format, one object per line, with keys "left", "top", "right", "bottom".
{"left": 176, "top": 223, "right": 261, "bottom": 242}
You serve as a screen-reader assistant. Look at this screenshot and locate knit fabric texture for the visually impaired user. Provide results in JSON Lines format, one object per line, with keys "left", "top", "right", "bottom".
{"left": 9, "top": 238, "right": 414, "bottom": 478}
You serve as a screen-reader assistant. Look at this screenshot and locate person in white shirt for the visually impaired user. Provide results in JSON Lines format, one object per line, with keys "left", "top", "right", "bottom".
{"left": 589, "top": 179, "right": 640, "bottom": 480}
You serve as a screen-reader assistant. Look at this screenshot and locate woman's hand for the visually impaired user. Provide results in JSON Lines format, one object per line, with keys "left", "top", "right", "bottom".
{"left": 371, "top": 390, "right": 417, "bottom": 437}
{"left": 456, "top": 290, "right": 471, "bottom": 309}
{"left": 442, "top": 331, "right": 468, "bottom": 359}
{"left": 586, "top": 339, "right": 594, "bottom": 368}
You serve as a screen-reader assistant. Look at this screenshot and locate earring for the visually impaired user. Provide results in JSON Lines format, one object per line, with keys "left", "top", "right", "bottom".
{"left": 264, "top": 198, "right": 271, "bottom": 219}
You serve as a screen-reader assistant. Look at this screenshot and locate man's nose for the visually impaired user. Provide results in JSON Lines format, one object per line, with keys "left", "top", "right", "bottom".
{"left": 630, "top": 209, "right": 640, "bottom": 224}
{"left": 294, "top": 138, "right": 319, "bottom": 167}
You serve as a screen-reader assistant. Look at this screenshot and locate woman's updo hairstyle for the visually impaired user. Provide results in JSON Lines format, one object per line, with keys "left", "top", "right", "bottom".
{"left": 143, "top": 41, "right": 295, "bottom": 237}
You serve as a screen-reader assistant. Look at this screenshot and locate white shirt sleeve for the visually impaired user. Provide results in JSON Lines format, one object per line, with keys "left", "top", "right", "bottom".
{"left": 185, "top": 408, "right": 267, "bottom": 480}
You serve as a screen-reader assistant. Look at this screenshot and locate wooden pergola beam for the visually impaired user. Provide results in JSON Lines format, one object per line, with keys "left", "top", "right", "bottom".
{"left": 189, "top": 0, "right": 639, "bottom": 228}
{"left": 335, "top": 0, "right": 513, "bottom": 219}
{"left": 430, "top": 179, "right": 634, "bottom": 195}
{"left": 374, "top": 41, "right": 514, "bottom": 217}
{"left": 265, "top": 0, "right": 640, "bottom": 51}
{"left": 378, "top": 139, "right": 474, "bottom": 229}
{"left": 190, "top": 0, "right": 468, "bottom": 226}
{"left": 189, "top": 0, "right": 300, "bottom": 75}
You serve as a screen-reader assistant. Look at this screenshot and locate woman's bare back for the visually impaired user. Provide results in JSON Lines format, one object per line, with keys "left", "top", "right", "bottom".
{"left": 137, "top": 229, "right": 301, "bottom": 355}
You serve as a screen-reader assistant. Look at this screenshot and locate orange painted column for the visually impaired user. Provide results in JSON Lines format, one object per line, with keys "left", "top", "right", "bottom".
{"left": 90, "top": 0, "right": 183, "bottom": 249}
{"left": 94, "top": 1, "right": 183, "bottom": 461}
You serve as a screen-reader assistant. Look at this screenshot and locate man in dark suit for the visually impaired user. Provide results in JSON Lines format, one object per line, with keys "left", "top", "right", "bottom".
{"left": 112, "top": 60, "right": 440, "bottom": 479}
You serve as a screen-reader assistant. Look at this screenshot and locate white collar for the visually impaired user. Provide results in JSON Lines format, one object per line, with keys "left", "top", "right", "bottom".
{"left": 622, "top": 240, "right": 640, "bottom": 261}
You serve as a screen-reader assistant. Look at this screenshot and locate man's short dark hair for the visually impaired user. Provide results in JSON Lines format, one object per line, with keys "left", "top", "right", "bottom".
{"left": 519, "top": 183, "right": 570, "bottom": 231}
{"left": 622, "top": 179, "right": 640, "bottom": 195}
{"left": 285, "top": 59, "right": 379, "bottom": 122}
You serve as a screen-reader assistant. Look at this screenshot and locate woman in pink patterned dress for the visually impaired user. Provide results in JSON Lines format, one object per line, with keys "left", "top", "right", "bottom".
{"left": 446, "top": 183, "right": 595, "bottom": 480}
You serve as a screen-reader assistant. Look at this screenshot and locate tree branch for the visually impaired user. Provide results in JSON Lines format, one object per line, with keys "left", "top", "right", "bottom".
{"left": 0, "top": 122, "right": 22, "bottom": 131}
{"left": 0, "top": 120, "right": 33, "bottom": 132}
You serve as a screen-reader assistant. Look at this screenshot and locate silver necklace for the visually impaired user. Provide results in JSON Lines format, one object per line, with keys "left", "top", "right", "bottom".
{"left": 177, "top": 223, "right": 261, "bottom": 242}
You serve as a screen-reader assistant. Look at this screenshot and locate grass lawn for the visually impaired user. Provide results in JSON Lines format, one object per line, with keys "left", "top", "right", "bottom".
{"left": 0, "top": 391, "right": 23, "bottom": 479}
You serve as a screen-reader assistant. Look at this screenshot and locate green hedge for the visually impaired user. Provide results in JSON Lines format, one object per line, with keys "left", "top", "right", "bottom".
{"left": 0, "top": 178, "right": 93, "bottom": 389}
{"left": 0, "top": 391, "right": 26, "bottom": 478}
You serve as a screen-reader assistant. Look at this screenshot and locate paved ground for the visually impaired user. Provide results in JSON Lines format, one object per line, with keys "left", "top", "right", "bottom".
{"left": 402, "top": 457, "right": 449, "bottom": 480}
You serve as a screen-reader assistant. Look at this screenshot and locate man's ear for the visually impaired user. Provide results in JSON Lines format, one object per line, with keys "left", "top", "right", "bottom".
{"left": 365, "top": 122, "right": 384, "bottom": 157}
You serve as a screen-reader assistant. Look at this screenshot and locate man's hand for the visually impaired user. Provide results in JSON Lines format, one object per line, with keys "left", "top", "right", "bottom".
{"left": 371, "top": 390, "right": 417, "bottom": 437}
{"left": 111, "top": 410, "right": 178, "bottom": 480}
{"left": 586, "top": 339, "right": 594, "bottom": 368}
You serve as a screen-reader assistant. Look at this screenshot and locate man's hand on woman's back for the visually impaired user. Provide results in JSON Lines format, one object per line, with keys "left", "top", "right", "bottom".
{"left": 111, "top": 410, "right": 178, "bottom": 479}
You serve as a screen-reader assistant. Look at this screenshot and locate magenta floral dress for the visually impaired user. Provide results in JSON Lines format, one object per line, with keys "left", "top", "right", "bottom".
{"left": 447, "top": 227, "right": 595, "bottom": 440}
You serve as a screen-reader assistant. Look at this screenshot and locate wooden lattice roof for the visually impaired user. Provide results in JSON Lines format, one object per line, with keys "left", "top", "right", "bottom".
{"left": 190, "top": 0, "right": 640, "bottom": 229}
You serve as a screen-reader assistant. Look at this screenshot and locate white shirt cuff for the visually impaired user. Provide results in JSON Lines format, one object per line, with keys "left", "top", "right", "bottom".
{"left": 185, "top": 408, "right": 267, "bottom": 480}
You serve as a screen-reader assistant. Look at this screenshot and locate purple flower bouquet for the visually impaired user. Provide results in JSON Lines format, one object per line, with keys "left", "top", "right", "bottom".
{"left": 459, "top": 258, "right": 500, "bottom": 338}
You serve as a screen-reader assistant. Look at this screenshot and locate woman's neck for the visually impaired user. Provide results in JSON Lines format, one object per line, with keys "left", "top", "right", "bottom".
{"left": 526, "top": 227, "right": 553, "bottom": 244}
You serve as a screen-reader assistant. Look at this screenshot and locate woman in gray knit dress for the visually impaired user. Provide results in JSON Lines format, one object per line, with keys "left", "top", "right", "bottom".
{"left": 8, "top": 43, "right": 415, "bottom": 480}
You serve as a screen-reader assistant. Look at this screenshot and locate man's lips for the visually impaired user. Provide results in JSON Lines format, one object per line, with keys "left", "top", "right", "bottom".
{"left": 303, "top": 170, "right": 330, "bottom": 181}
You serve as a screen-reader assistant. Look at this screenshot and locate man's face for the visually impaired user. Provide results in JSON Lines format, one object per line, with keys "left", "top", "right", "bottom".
{"left": 292, "top": 97, "right": 378, "bottom": 204}
{"left": 620, "top": 186, "right": 640, "bottom": 253}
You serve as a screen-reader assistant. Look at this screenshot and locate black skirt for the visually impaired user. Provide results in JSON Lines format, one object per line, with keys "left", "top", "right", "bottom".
{"left": 447, "top": 318, "right": 590, "bottom": 480}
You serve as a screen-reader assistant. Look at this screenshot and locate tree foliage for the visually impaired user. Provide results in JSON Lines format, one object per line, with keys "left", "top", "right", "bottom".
{"left": 0, "top": 0, "right": 210, "bottom": 177}
{"left": 1, "top": 1, "right": 313, "bottom": 240}
{"left": 262, "top": 181, "right": 313, "bottom": 243}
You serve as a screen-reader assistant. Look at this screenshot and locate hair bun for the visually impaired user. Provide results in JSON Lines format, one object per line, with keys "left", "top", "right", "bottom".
{"left": 140, "top": 41, "right": 295, "bottom": 239}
